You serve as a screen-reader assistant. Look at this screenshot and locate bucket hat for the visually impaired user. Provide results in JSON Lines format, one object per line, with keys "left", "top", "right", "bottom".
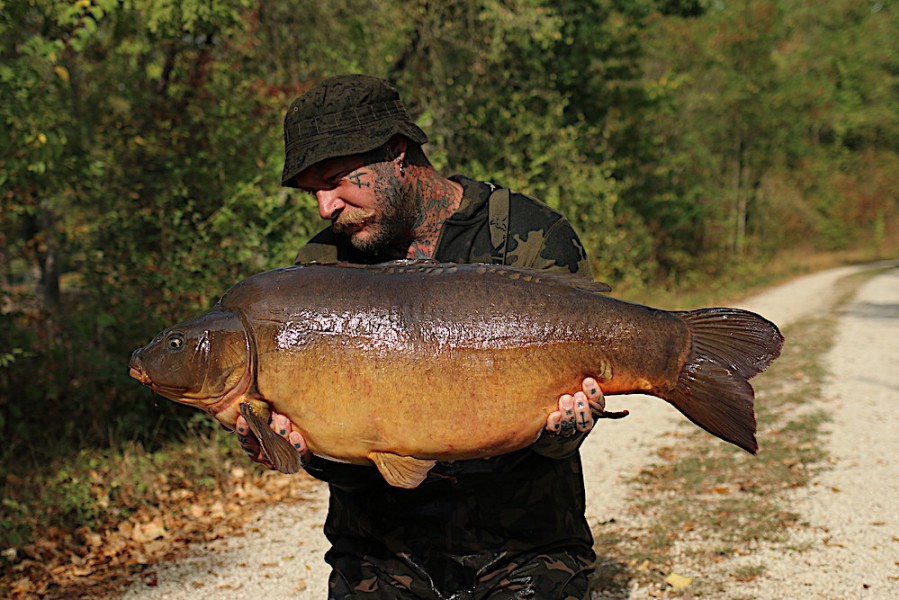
{"left": 281, "top": 74, "right": 428, "bottom": 188}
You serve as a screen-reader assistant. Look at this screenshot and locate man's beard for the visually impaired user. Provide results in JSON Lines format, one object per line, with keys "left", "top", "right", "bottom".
{"left": 333, "top": 163, "right": 419, "bottom": 253}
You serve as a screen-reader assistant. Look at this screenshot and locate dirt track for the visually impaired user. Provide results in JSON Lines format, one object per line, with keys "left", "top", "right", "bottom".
{"left": 118, "top": 261, "right": 899, "bottom": 599}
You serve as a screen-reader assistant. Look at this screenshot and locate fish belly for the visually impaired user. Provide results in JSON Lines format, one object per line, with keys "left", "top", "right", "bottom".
{"left": 256, "top": 340, "right": 602, "bottom": 463}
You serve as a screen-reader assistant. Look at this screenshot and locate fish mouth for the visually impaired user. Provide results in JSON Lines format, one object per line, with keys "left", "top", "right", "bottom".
{"left": 128, "top": 351, "right": 152, "bottom": 384}
{"left": 128, "top": 352, "right": 193, "bottom": 399}
{"left": 129, "top": 365, "right": 151, "bottom": 384}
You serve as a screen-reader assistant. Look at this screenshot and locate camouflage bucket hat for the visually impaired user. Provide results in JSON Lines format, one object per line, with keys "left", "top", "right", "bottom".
{"left": 281, "top": 74, "right": 428, "bottom": 188}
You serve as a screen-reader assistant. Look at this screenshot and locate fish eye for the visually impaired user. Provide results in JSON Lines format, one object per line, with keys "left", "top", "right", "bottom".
{"left": 166, "top": 333, "right": 184, "bottom": 351}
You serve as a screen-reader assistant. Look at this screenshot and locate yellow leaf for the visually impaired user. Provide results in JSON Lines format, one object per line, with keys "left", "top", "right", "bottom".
{"left": 11, "top": 576, "right": 36, "bottom": 594}
{"left": 54, "top": 66, "right": 69, "bottom": 82}
{"left": 132, "top": 518, "right": 167, "bottom": 543}
{"left": 665, "top": 572, "right": 693, "bottom": 589}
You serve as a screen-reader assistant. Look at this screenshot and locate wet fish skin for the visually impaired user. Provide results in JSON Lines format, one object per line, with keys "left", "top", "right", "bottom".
{"left": 128, "top": 262, "right": 784, "bottom": 488}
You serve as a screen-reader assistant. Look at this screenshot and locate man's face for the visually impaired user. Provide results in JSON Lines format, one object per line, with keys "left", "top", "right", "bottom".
{"left": 295, "top": 152, "right": 418, "bottom": 253}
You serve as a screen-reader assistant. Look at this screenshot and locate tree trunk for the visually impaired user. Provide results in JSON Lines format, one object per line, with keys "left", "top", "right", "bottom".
{"left": 36, "top": 200, "right": 60, "bottom": 310}
{"left": 732, "top": 130, "right": 748, "bottom": 256}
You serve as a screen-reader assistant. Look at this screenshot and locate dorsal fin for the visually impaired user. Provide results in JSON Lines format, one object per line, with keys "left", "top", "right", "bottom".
{"left": 323, "top": 261, "right": 613, "bottom": 294}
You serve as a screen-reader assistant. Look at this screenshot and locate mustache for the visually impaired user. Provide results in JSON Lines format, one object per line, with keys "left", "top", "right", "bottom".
{"left": 333, "top": 208, "right": 376, "bottom": 231}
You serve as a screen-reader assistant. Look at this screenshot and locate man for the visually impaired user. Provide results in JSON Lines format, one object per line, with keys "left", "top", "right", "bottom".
{"left": 236, "top": 74, "right": 606, "bottom": 599}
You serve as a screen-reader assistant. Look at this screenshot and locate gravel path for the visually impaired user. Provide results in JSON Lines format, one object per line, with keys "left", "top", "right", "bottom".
{"left": 716, "top": 264, "right": 899, "bottom": 599}
{"left": 118, "top": 261, "right": 899, "bottom": 599}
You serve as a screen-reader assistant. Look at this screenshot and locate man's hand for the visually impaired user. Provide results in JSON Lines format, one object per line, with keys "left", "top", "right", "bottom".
{"left": 545, "top": 377, "right": 605, "bottom": 436}
{"left": 236, "top": 409, "right": 311, "bottom": 470}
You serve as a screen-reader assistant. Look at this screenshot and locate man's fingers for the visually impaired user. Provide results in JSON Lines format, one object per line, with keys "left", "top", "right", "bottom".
{"left": 558, "top": 394, "right": 577, "bottom": 436}
{"left": 546, "top": 410, "right": 562, "bottom": 433}
{"left": 271, "top": 412, "right": 291, "bottom": 438}
{"left": 266, "top": 410, "right": 310, "bottom": 463}
{"left": 573, "top": 391, "right": 594, "bottom": 432}
{"left": 583, "top": 377, "right": 605, "bottom": 412}
{"left": 288, "top": 431, "right": 311, "bottom": 462}
{"left": 546, "top": 391, "right": 594, "bottom": 436}
{"left": 236, "top": 415, "right": 258, "bottom": 455}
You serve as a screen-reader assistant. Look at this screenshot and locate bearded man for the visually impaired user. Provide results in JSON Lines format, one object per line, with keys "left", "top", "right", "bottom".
{"left": 236, "top": 74, "right": 605, "bottom": 600}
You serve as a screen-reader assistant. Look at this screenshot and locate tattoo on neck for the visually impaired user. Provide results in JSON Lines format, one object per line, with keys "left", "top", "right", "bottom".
{"left": 407, "top": 242, "right": 431, "bottom": 259}
{"left": 401, "top": 177, "right": 463, "bottom": 259}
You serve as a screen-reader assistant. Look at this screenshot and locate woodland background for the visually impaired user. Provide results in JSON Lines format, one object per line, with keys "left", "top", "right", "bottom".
{"left": 1, "top": 0, "right": 897, "bottom": 549}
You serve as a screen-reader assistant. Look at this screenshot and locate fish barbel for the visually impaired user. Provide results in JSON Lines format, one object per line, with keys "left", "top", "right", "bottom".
{"left": 129, "top": 262, "right": 783, "bottom": 488}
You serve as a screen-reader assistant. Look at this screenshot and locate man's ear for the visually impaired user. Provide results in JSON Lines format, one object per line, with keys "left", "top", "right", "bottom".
{"left": 384, "top": 135, "right": 408, "bottom": 164}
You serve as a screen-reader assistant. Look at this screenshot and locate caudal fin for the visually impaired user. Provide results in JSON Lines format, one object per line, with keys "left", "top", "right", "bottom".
{"left": 662, "top": 308, "right": 784, "bottom": 454}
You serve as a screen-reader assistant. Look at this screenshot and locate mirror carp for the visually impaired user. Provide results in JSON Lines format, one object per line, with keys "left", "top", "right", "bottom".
{"left": 129, "top": 262, "right": 784, "bottom": 489}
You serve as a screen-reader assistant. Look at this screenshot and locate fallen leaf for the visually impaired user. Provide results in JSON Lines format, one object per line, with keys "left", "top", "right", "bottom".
{"left": 69, "top": 565, "right": 95, "bottom": 577}
{"left": 209, "top": 501, "right": 226, "bottom": 519}
{"left": 132, "top": 518, "right": 167, "bottom": 543}
{"left": 11, "top": 576, "right": 36, "bottom": 594}
{"left": 665, "top": 572, "right": 693, "bottom": 589}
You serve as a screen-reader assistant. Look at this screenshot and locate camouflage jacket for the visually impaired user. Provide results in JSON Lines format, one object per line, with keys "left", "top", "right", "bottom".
{"left": 295, "top": 175, "right": 596, "bottom": 584}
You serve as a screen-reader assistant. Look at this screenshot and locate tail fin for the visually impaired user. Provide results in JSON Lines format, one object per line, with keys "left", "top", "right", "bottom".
{"left": 662, "top": 308, "right": 784, "bottom": 454}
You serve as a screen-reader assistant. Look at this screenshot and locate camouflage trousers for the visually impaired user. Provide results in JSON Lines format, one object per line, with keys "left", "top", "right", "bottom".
{"left": 326, "top": 548, "right": 594, "bottom": 600}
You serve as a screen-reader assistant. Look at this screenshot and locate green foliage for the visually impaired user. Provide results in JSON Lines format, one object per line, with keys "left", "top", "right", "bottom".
{"left": 0, "top": 0, "right": 321, "bottom": 467}
{"left": 638, "top": 0, "right": 898, "bottom": 277}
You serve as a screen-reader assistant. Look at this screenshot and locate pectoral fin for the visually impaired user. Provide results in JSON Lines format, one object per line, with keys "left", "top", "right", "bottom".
{"left": 240, "top": 401, "right": 301, "bottom": 475}
{"left": 369, "top": 452, "right": 436, "bottom": 489}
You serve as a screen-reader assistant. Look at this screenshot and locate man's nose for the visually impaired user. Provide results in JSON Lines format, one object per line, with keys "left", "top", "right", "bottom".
{"left": 316, "top": 189, "right": 345, "bottom": 220}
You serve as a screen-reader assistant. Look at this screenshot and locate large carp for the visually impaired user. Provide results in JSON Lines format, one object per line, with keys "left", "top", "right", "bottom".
{"left": 129, "top": 261, "right": 783, "bottom": 489}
